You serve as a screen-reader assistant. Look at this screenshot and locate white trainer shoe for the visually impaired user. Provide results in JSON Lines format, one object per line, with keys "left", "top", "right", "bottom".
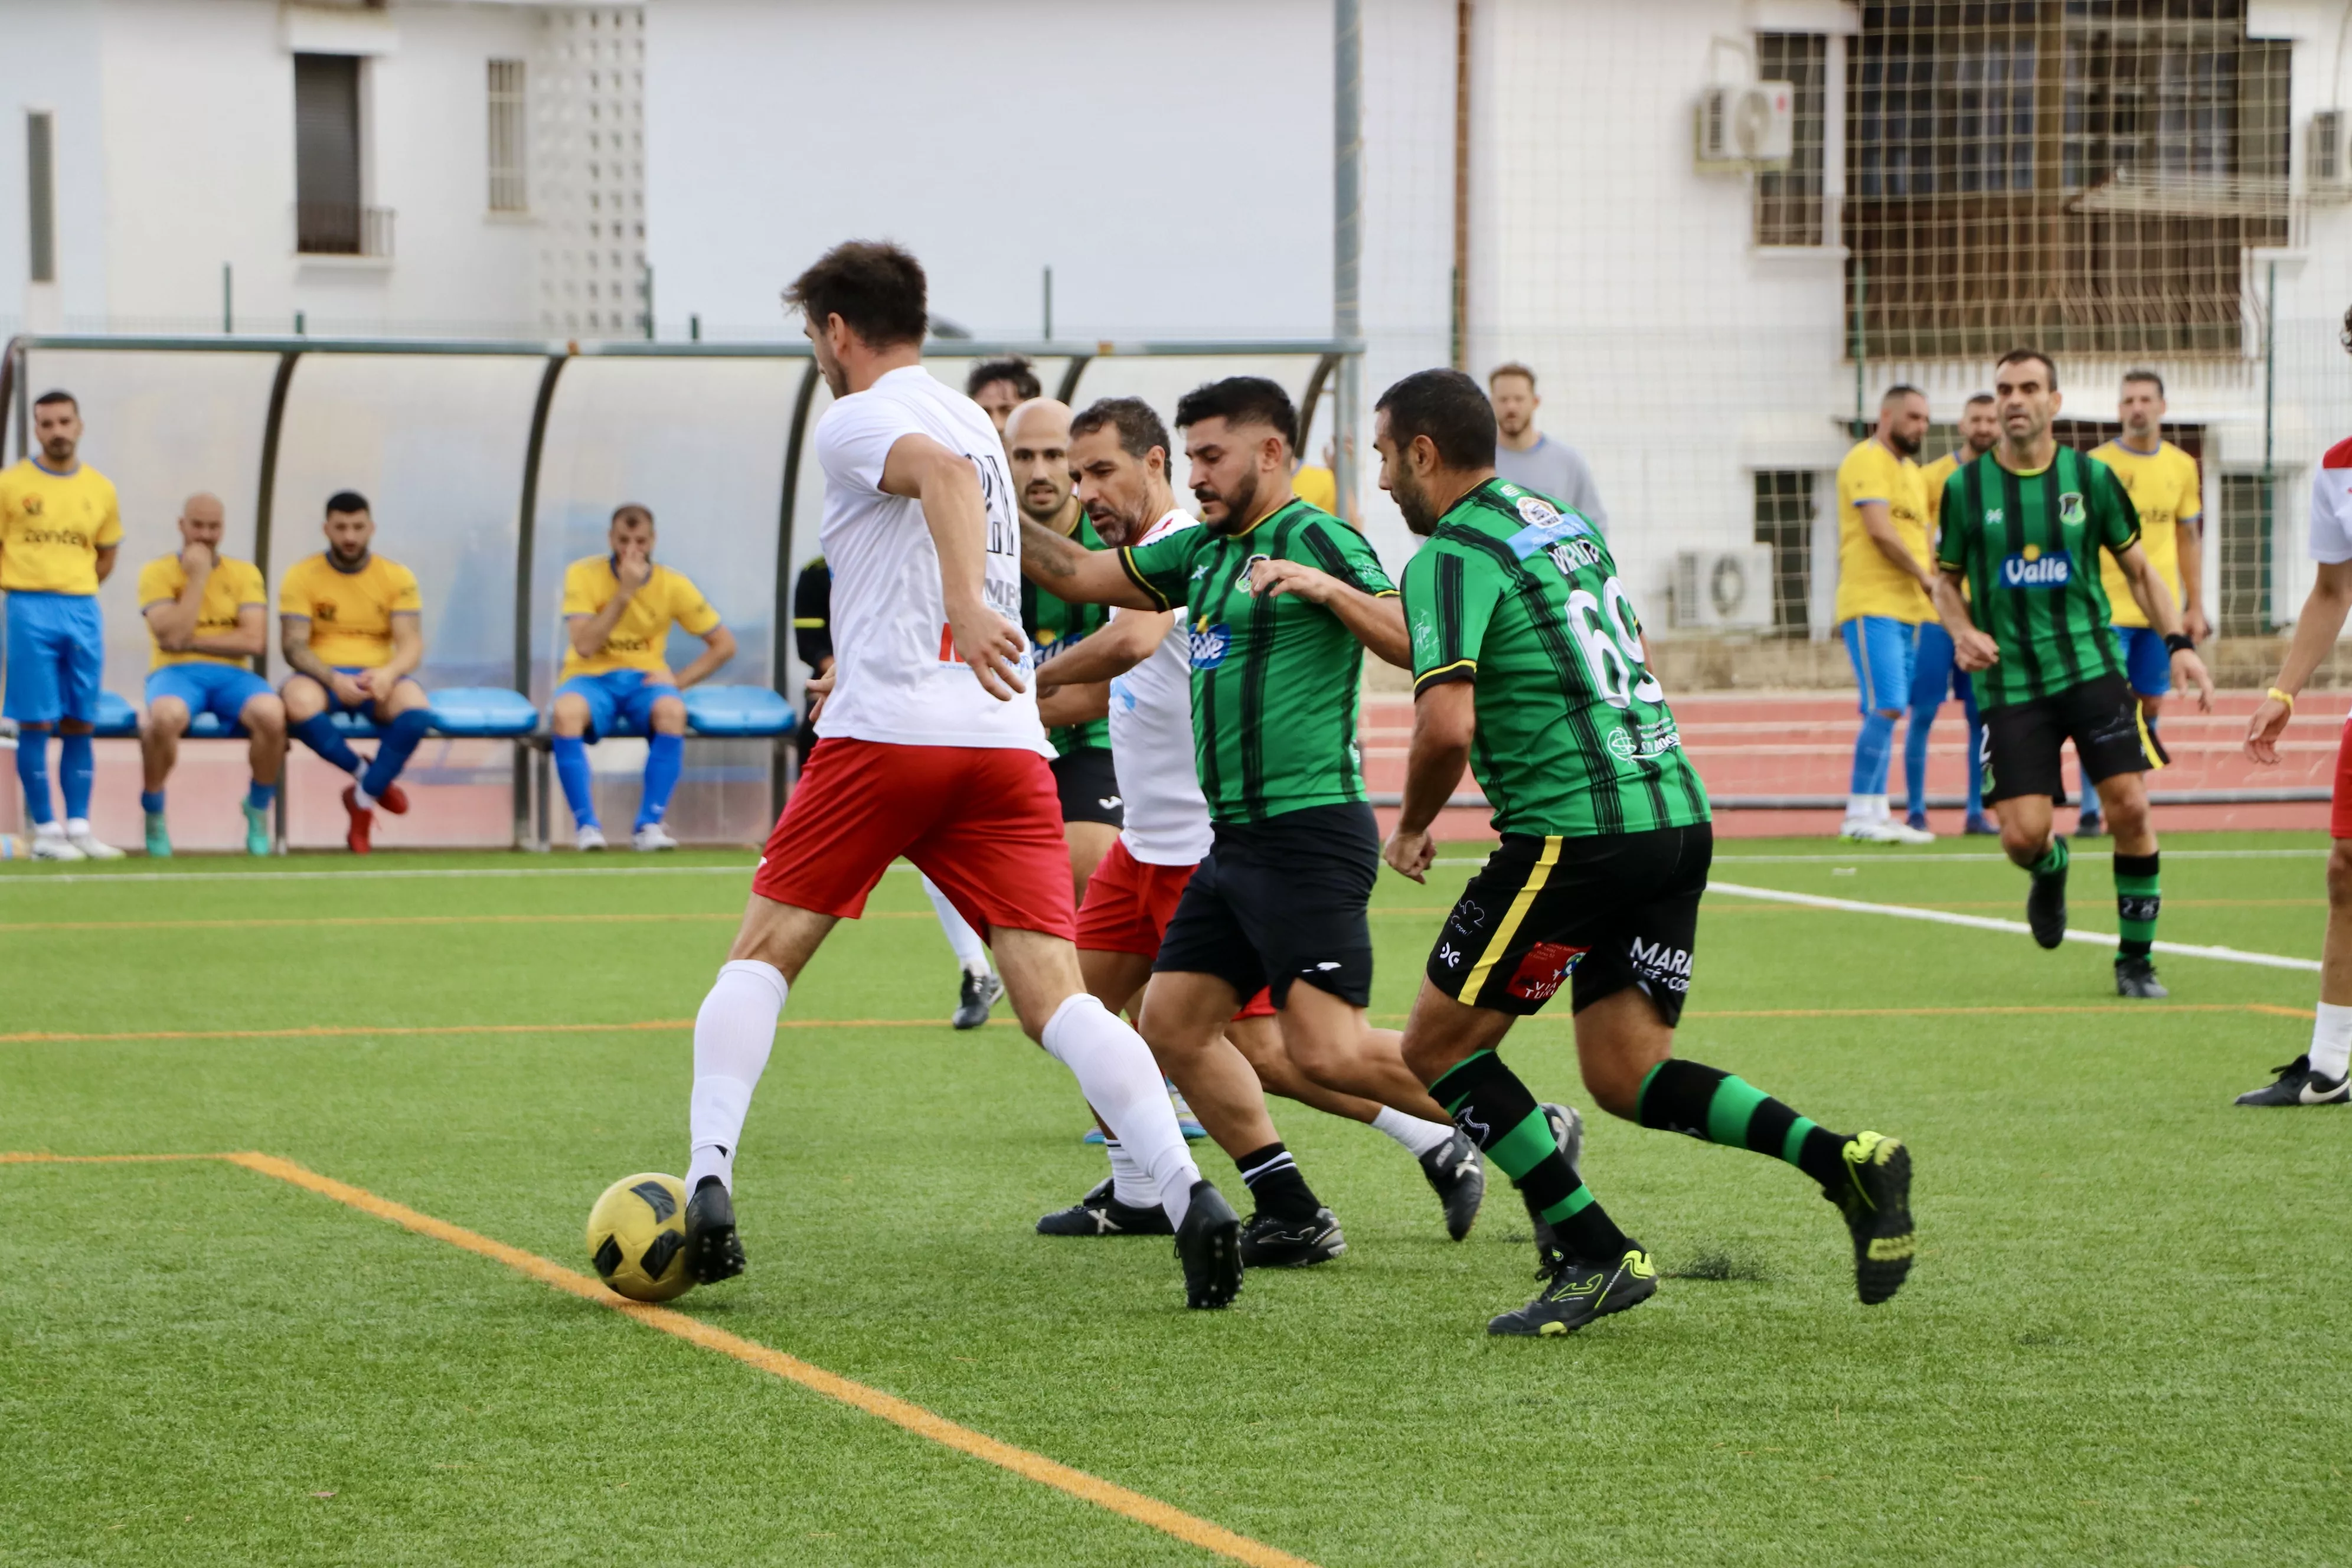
{"left": 1883, "top": 821, "right": 1936, "bottom": 845}
{"left": 31, "top": 826, "right": 86, "bottom": 861}
{"left": 66, "top": 827, "right": 125, "bottom": 860}
{"left": 1838, "top": 818, "right": 1905, "bottom": 843}
{"left": 576, "top": 824, "right": 608, "bottom": 852}
{"left": 633, "top": 823, "right": 679, "bottom": 852}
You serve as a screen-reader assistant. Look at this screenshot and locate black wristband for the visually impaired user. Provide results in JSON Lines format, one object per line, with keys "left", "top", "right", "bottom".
{"left": 2164, "top": 632, "right": 2194, "bottom": 655}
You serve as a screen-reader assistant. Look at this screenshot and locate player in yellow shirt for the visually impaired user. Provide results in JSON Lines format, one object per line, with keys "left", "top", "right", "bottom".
{"left": 0, "top": 390, "right": 124, "bottom": 858}
{"left": 135, "top": 493, "right": 285, "bottom": 858}
{"left": 551, "top": 503, "right": 736, "bottom": 851}
{"left": 1834, "top": 385, "right": 1937, "bottom": 844}
{"left": 1903, "top": 393, "right": 2000, "bottom": 838}
{"left": 277, "top": 491, "right": 432, "bottom": 854}
{"left": 2078, "top": 371, "right": 2207, "bottom": 837}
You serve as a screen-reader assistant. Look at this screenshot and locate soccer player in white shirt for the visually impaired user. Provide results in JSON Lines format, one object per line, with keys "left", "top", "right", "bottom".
{"left": 2240, "top": 305, "right": 2352, "bottom": 1107}
{"left": 678, "top": 243, "right": 1242, "bottom": 1308}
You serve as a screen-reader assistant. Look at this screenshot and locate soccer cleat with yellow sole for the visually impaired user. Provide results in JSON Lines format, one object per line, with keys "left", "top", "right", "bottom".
{"left": 1488, "top": 1243, "right": 1657, "bottom": 1337}
{"left": 1826, "top": 1131, "right": 1914, "bottom": 1305}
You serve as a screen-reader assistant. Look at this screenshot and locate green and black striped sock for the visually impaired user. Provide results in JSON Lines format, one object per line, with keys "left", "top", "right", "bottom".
{"left": 1636, "top": 1059, "right": 1849, "bottom": 1188}
{"left": 1429, "top": 1050, "right": 1628, "bottom": 1262}
{"left": 2113, "top": 850, "right": 2160, "bottom": 959}
{"left": 2030, "top": 837, "right": 2070, "bottom": 878}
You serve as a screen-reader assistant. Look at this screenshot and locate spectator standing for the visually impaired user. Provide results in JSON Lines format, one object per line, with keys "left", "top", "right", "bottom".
{"left": 1486, "top": 363, "right": 1609, "bottom": 536}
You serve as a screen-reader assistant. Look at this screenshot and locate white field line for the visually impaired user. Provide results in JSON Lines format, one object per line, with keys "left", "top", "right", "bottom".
{"left": 1428, "top": 848, "right": 2330, "bottom": 867}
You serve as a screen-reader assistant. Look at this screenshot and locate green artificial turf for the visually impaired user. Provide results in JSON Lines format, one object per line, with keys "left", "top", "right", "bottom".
{"left": 2, "top": 834, "right": 2346, "bottom": 1566}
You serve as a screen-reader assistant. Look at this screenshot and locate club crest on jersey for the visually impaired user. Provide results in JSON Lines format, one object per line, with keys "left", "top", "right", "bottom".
{"left": 1236, "top": 553, "right": 1272, "bottom": 592}
{"left": 2059, "top": 491, "right": 2086, "bottom": 526}
{"left": 2000, "top": 545, "right": 2072, "bottom": 589}
{"left": 1514, "top": 495, "right": 1561, "bottom": 527}
{"left": 1189, "top": 618, "right": 1231, "bottom": 669}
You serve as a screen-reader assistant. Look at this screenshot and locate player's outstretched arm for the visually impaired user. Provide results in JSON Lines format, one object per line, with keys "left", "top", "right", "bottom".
{"left": 1037, "top": 683, "right": 1110, "bottom": 729}
{"left": 880, "top": 432, "right": 1028, "bottom": 699}
{"left": 2247, "top": 558, "right": 2352, "bottom": 762}
{"left": 1385, "top": 680, "right": 1475, "bottom": 884}
{"left": 1931, "top": 569, "right": 1999, "bottom": 671}
{"left": 2115, "top": 541, "right": 2213, "bottom": 712}
{"left": 1249, "top": 558, "right": 1411, "bottom": 668}
{"left": 1018, "top": 515, "right": 1160, "bottom": 610}
{"left": 1033, "top": 608, "right": 1174, "bottom": 694}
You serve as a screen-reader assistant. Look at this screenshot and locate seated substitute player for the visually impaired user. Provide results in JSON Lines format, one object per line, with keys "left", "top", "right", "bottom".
{"left": 135, "top": 492, "right": 285, "bottom": 857}
{"left": 277, "top": 492, "right": 433, "bottom": 855}
{"left": 0, "top": 388, "right": 123, "bottom": 860}
{"left": 553, "top": 503, "right": 738, "bottom": 851}
{"left": 1932, "top": 349, "right": 2213, "bottom": 998}
{"left": 674, "top": 241, "right": 1239, "bottom": 1309}
{"left": 1028, "top": 396, "right": 1484, "bottom": 1244}
{"left": 2078, "top": 371, "right": 2207, "bottom": 838}
{"left": 1906, "top": 393, "right": 1998, "bottom": 837}
{"left": 1834, "top": 386, "right": 1938, "bottom": 844}
{"left": 1375, "top": 368, "right": 1919, "bottom": 1336}
{"left": 1020, "top": 375, "right": 1476, "bottom": 1266}
{"left": 2238, "top": 306, "right": 2352, "bottom": 1108}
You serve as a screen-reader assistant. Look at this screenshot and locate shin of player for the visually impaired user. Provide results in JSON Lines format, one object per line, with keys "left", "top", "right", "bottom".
{"left": 1834, "top": 386, "right": 1938, "bottom": 845}
{"left": 136, "top": 494, "right": 286, "bottom": 858}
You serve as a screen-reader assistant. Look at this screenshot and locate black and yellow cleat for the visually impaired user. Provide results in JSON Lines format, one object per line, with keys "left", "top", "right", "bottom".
{"left": 1174, "top": 1179, "right": 1243, "bottom": 1309}
{"left": 682, "top": 1174, "right": 747, "bottom": 1285}
{"left": 1825, "top": 1132, "right": 1914, "bottom": 1305}
{"left": 1488, "top": 1243, "right": 1657, "bottom": 1337}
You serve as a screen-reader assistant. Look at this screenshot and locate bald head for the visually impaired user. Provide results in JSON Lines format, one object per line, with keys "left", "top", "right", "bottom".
{"left": 177, "top": 492, "right": 228, "bottom": 558}
{"left": 1005, "top": 397, "right": 1077, "bottom": 526}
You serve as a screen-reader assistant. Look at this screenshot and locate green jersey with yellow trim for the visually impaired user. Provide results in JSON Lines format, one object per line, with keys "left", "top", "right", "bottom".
{"left": 1402, "top": 479, "right": 1709, "bottom": 837}
{"left": 1118, "top": 497, "right": 1395, "bottom": 822}
{"left": 1022, "top": 510, "right": 1112, "bottom": 756}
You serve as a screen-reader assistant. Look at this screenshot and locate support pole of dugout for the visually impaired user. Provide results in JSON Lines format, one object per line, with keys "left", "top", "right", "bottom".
{"left": 512, "top": 349, "right": 573, "bottom": 851}
{"left": 772, "top": 360, "right": 822, "bottom": 823}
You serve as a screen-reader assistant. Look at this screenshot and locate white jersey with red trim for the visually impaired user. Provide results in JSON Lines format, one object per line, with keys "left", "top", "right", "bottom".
{"left": 2310, "top": 435, "right": 2352, "bottom": 564}
{"left": 1106, "top": 508, "right": 1214, "bottom": 866}
{"left": 811, "top": 364, "right": 1049, "bottom": 753}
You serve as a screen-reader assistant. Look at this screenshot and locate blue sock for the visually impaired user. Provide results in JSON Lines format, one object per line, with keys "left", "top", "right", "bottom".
{"left": 246, "top": 779, "right": 277, "bottom": 812}
{"left": 553, "top": 734, "right": 597, "bottom": 828}
{"left": 2080, "top": 759, "right": 2101, "bottom": 819}
{"left": 141, "top": 790, "right": 166, "bottom": 815}
{"left": 292, "top": 712, "right": 364, "bottom": 774}
{"left": 1964, "top": 711, "right": 1986, "bottom": 818}
{"left": 58, "top": 731, "right": 94, "bottom": 820}
{"left": 636, "top": 731, "right": 684, "bottom": 829}
{"left": 360, "top": 709, "right": 432, "bottom": 799}
{"left": 1902, "top": 703, "right": 1938, "bottom": 818}
{"left": 1851, "top": 711, "right": 1897, "bottom": 796}
{"left": 16, "top": 733, "right": 54, "bottom": 825}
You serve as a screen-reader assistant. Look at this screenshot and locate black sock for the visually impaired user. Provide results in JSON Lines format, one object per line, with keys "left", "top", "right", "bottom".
{"left": 1636, "top": 1058, "right": 1850, "bottom": 1188}
{"left": 1233, "top": 1142, "right": 1321, "bottom": 1221}
{"left": 1428, "top": 1050, "right": 1631, "bottom": 1262}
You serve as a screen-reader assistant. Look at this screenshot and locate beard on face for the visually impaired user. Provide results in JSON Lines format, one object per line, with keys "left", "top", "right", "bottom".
{"left": 1393, "top": 468, "right": 1440, "bottom": 536}
{"left": 1887, "top": 426, "right": 1922, "bottom": 458}
{"left": 1197, "top": 465, "right": 1259, "bottom": 535}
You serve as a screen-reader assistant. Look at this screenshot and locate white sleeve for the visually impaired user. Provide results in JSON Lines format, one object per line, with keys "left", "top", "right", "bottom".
{"left": 2311, "top": 465, "right": 2352, "bottom": 565}
{"left": 815, "top": 393, "right": 919, "bottom": 496}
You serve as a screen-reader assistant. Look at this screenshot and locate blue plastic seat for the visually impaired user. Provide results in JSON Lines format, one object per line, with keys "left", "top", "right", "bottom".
{"left": 186, "top": 713, "right": 246, "bottom": 740}
{"left": 428, "top": 687, "right": 541, "bottom": 738}
{"left": 91, "top": 691, "right": 140, "bottom": 739}
{"left": 681, "top": 685, "right": 794, "bottom": 737}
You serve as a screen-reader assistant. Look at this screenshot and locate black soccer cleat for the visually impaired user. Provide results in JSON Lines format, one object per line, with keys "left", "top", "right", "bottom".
{"left": 2235, "top": 1054, "right": 2352, "bottom": 1106}
{"left": 1419, "top": 1128, "right": 1487, "bottom": 1242}
{"left": 952, "top": 969, "right": 1003, "bottom": 1031}
{"left": 682, "top": 1174, "right": 746, "bottom": 1285}
{"left": 1824, "top": 1132, "right": 1913, "bottom": 1305}
{"left": 1525, "top": 1102, "right": 1585, "bottom": 1255}
{"left": 1035, "top": 1175, "right": 1175, "bottom": 1236}
{"left": 1174, "top": 1179, "right": 1243, "bottom": 1309}
{"left": 1238, "top": 1206, "right": 1347, "bottom": 1268}
{"left": 2026, "top": 847, "right": 2069, "bottom": 949}
{"left": 1488, "top": 1243, "right": 1658, "bottom": 1337}
{"left": 2113, "top": 954, "right": 2168, "bottom": 999}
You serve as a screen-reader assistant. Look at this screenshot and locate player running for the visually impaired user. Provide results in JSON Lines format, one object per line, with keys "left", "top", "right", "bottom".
{"left": 1932, "top": 349, "right": 2213, "bottom": 998}
{"left": 0, "top": 388, "right": 123, "bottom": 860}
{"left": 1019, "top": 375, "right": 1475, "bottom": 1267}
{"left": 2237, "top": 306, "right": 2352, "bottom": 1107}
{"left": 1375, "top": 367, "right": 1917, "bottom": 1337}
{"left": 677, "top": 241, "right": 1239, "bottom": 1308}
{"left": 1906, "top": 393, "right": 1998, "bottom": 837}
{"left": 1834, "top": 386, "right": 1938, "bottom": 844}
{"left": 553, "top": 503, "right": 738, "bottom": 852}
{"left": 1027, "top": 396, "right": 1484, "bottom": 1245}
{"left": 136, "top": 493, "right": 285, "bottom": 857}
{"left": 278, "top": 492, "right": 433, "bottom": 855}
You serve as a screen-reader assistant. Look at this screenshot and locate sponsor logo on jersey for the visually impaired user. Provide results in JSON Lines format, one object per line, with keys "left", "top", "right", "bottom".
{"left": 1188, "top": 619, "right": 1230, "bottom": 669}
{"left": 1505, "top": 509, "right": 1597, "bottom": 562}
{"left": 1986, "top": 507, "right": 2004, "bottom": 525}
{"left": 1448, "top": 898, "right": 1487, "bottom": 936}
{"left": 1505, "top": 940, "right": 1590, "bottom": 1002}
{"left": 1999, "top": 545, "right": 2073, "bottom": 589}
{"left": 1544, "top": 536, "right": 1604, "bottom": 574}
{"left": 1603, "top": 718, "right": 1684, "bottom": 763}
{"left": 1626, "top": 936, "right": 1693, "bottom": 993}
{"left": 2059, "top": 491, "right": 2086, "bottom": 526}
{"left": 12, "top": 525, "right": 90, "bottom": 548}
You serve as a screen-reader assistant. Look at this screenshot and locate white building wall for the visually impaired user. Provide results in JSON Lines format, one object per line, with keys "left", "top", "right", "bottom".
{"left": 0, "top": 0, "right": 110, "bottom": 330}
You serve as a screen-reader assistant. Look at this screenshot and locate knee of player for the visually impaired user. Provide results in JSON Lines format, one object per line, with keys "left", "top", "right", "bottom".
{"left": 551, "top": 694, "right": 591, "bottom": 735}
{"left": 143, "top": 699, "right": 191, "bottom": 737}
{"left": 1577, "top": 1055, "right": 1646, "bottom": 1122}
{"left": 1873, "top": 706, "right": 1905, "bottom": 723}
{"left": 1998, "top": 823, "right": 2043, "bottom": 865}
{"left": 2105, "top": 793, "right": 2151, "bottom": 839}
{"left": 388, "top": 681, "right": 431, "bottom": 715}
{"left": 279, "top": 676, "right": 325, "bottom": 718}
{"left": 649, "top": 696, "right": 688, "bottom": 734}
{"left": 243, "top": 695, "right": 287, "bottom": 737}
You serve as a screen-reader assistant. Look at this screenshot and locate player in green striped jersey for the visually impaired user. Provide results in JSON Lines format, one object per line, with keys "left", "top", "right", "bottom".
{"left": 1932, "top": 349, "right": 2214, "bottom": 998}
{"left": 1378, "top": 369, "right": 1916, "bottom": 1335}
{"left": 1021, "top": 375, "right": 1475, "bottom": 1266}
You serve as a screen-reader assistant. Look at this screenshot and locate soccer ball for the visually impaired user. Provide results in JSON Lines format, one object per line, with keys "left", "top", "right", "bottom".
{"left": 586, "top": 1172, "right": 694, "bottom": 1302}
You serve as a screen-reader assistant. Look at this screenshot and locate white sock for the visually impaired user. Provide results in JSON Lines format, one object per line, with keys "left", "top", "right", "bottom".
{"left": 1867, "top": 793, "right": 1891, "bottom": 822}
{"left": 34, "top": 821, "right": 64, "bottom": 839}
{"left": 64, "top": 817, "right": 90, "bottom": 836}
{"left": 1102, "top": 1137, "right": 1158, "bottom": 1209}
{"left": 1843, "top": 793, "right": 1871, "bottom": 822}
{"left": 2312, "top": 1001, "right": 2352, "bottom": 1080}
{"left": 1040, "top": 992, "right": 1199, "bottom": 1227}
{"left": 686, "top": 959, "right": 786, "bottom": 1191}
{"left": 1371, "top": 1105, "right": 1455, "bottom": 1158}
{"left": 351, "top": 786, "right": 377, "bottom": 811}
{"left": 923, "top": 875, "right": 991, "bottom": 975}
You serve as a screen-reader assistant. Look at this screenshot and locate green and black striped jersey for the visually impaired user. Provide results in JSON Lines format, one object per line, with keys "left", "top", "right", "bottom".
{"left": 1933, "top": 447, "right": 2139, "bottom": 709}
{"left": 1119, "top": 498, "right": 1395, "bottom": 823}
{"left": 1022, "top": 510, "right": 1112, "bottom": 756}
{"left": 1402, "top": 479, "right": 1709, "bottom": 838}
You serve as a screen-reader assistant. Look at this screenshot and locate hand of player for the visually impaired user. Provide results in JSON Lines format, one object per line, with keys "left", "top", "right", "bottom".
{"left": 2243, "top": 693, "right": 2292, "bottom": 765}
{"left": 1250, "top": 558, "right": 1335, "bottom": 603}
{"left": 2174, "top": 648, "right": 2216, "bottom": 714}
{"left": 179, "top": 543, "right": 215, "bottom": 577}
{"left": 947, "top": 597, "right": 1028, "bottom": 702}
{"left": 803, "top": 668, "right": 835, "bottom": 724}
{"left": 2184, "top": 605, "right": 2211, "bottom": 645}
{"left": 1951, "top": 627, "right": 2001, "bottom": 672}
{"left": 328, "top": 671, "right": 370, "bottom": 709}
{"left": 615, "top": 545, "right": 652, "bottom": 594}
{"left": 1383, "top": 827, "right": 1436, "bottom": 884}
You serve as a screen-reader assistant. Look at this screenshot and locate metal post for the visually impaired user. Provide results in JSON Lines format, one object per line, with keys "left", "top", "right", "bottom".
{"left": 1452, "top": 0, "right": 1472, "bottom": 371}
{"left": 642, "top": 264, "right": 655, "bottom": 341}
{"left": 690, "top": 313, "right": 701, "bottom": 342}
{"left": 511, "top": 352, "right": 571, "bottom": 848}
{"left": 250, "top": 352, "right": 303, "bottom": 672}
{"left": 223, "top": 263, "right": 233, "bottom": 334}
{"left": 1851, "top": 257, "right": 1867, "bottom": 433}
{"left": 2262, "top": 259, "right": 2278, "bottom": 632}
{"left": 1051, "top": 355, "right": 1093, "bottom": 406}
{"left": 1334, "top": 0, "right": 1363, "bottom": 521}
{"left": 295, "top": 311, "right": 306, "bottom": 337}
{"left": 772, "top": 361, "right": 822, "bottom": 821}
{"left": 1043, "top": 266, "right": 1054, "bottom": 342}
{"left": 0, "top": 337, "right": 18, "bottom": 464}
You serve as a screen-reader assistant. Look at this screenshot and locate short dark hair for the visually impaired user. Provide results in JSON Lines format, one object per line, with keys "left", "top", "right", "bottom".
{"left": 1376, "top": 368, "right": 1497, "bottom": 471}
{"left": 1173, "top": 376, "right": 1296, "bottom": 450}
{"left": 1487, "top": 362, "right": 1537, "bottom": 391}
{"left": 783, "top": 240, "right": 927, "bottom": 349}
{"left": 966, "top": 357, "right": 1040, "bottom": 401}
{"left": 1964, "top": 391, "right": 1997, "bottom": 407}
{"left": 2122, "top": 368, "right": 2165, "bottom": 397}
{"left": 32, "top": 389, "right": 75, "bottom": 412}
{"left": 611, "top": 502, "right": 654, "bottom": 527}
{"left": 1882, "top": 383, "right": 1925, "bottom": 405}
{"left": 325, "top": 490, "right": 371, "bottom": 517}
{"left": 1995, "top": 347, "right": 2058, "bottom": 389}
{"left": 1070, "top": 397, "right": 1172, "bottom": 469}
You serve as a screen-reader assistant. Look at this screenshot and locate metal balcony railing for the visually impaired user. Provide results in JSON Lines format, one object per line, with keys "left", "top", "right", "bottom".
{"left": 296, "top": 202, "right": 394, "bottom": 259}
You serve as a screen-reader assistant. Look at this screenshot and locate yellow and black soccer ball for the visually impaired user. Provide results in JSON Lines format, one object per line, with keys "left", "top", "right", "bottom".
{"left": 586, "top": 1172, "right": 694, "bottom": 1302}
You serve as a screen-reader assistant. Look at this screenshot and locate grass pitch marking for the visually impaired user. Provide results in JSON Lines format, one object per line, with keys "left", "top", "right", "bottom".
{"left": 1, "top": 1151, "right": 1318, "bottom": 1568}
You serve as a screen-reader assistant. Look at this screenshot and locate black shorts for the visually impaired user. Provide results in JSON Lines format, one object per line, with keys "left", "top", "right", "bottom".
{"left": 1052, "top": 746, "right": 1124, "bottom": 828}
{"left": 1154, "top": 801, "right": 1377, "bottom": 1008}
{"left": 1981, "top": 673, "right": 2168, "bottom": 807}
{"left": 1427, "top": 825, "right": 1711, "bottom": 1025}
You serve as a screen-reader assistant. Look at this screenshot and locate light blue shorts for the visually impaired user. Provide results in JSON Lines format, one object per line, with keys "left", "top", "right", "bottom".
{"left": 2114, "top": 625, "right": 2172, "bottom": 697}
{"left": 147, "top": 662, "right": 272, "bottom": 727}
{"left": 2, "top": 590, "right": 103, "bottom": 724}
{"left": 1841, "top": 615, "right": 1919, "bottom": 716}
{"left": 557, "top": 669, "right": 678, "bottom": 741}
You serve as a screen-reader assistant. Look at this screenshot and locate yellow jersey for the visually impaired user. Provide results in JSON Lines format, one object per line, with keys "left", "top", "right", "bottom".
{"left": 1834, "top": 438, "right": 1932, "bottom": 625}
{"left": 559, "top": 556, "right": 721, "bottom": 680}
{"left": 1292, "top": 465, "right": 1338, "bottom": 514}
{"left": 0, "top": 459, "right": 122, "bottom": 595}
{"left": 278, "top": 551, "right": 421, "bottom": 668}
{"left": 2089, "top": 440, "right": 2200, "bottom": 629}
{"left": 1920, "top": 451, "right": 1962, "bottom": 532}
{"left": 137, "top": 554, "right": 267, "bottom": 669}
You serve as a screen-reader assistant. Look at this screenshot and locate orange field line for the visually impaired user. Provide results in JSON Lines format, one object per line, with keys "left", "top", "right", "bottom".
{"left": 0, "top": 1150, "right": 1315, "bottom": 1568}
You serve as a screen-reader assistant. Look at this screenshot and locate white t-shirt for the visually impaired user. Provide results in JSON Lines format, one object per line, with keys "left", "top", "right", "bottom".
{"left": 1106, "top": 509, "right": 1214, "bottom": 865}
{"left": 2309, "top": 436, "right": 2352, "bottom": 564}
{"left": 810, "top": 365, "right": 1048, "bottom": 754}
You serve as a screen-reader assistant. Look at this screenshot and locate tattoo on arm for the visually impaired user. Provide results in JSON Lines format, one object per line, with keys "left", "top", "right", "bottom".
{"left": 1020, "top": 517, "right": 1080, "bottom": 580}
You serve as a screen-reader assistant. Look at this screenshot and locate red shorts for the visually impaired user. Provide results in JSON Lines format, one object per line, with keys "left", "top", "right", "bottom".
{"left": 2333, "top": 718, "right": 2352, "bottom": 839}
{"left": 753, "top": 737, "right": 1076, "bottom": 941}
{"left": 1076, "top": 839, "right": 1275, "bottom": 1018}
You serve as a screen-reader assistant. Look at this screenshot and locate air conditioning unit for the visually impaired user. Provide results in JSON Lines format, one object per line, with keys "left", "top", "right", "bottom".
{"left": 1670, "top": 546, "right": 1777, "bottom": 629}
{"left": 1694, "top": 81, "right": 1795, "bottom": 171}
{"left": 2312, "top": 110, "right": 2347, "bottom": 200}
